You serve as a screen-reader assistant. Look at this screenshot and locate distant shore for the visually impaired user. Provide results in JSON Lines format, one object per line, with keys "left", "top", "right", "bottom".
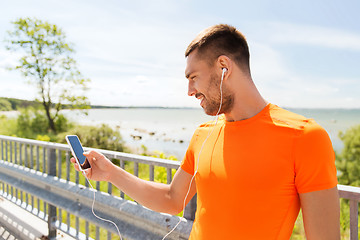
{"left": 1, "top": 97, "right": 360, "bottom": 111}
{"left": 0, "top": 96, "right": 201, "bottom": 111}
{"left": 2, "top": 99, "right": 360, "bottom": 158}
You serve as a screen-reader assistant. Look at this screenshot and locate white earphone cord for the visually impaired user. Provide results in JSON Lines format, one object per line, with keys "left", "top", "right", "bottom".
{"left": 83, "top": 171, "right": 123, "bottom": 240}
{"left": 82, "top": 68, "right": 226, "bottom": 240}
{"left": 162, "top": 69, "right": 225, "bottom": 239}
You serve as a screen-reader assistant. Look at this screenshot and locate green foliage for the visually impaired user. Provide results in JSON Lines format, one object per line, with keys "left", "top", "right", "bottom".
{"left": 0, "top": 115, "right": 17, "bottom": 136}
{"left": 16, "top": 109, "right": 33, "bottom": 137}
{"left": 335, "top": 124, "right": 360, "bottom": 239}
{"left": 0, "top": 97, "right": 42, "bottom": 110}
{"left": 5, "top": 17, "right": 90, "bottom": 133}
{"left": 290, "top": 212, "right": 306, "bottom": 240}
{"left": 336, "top": 125, "right": 360, "bottom": 186}
{"left": 36, "top": 134, "right": 51, "bottom": 142}
{"left": 0, "top": 98, "right": 12, "bottom": 111}
{"left": 139, "top": 147, "right": 177, "bottom": 183}
{"left": 15, "top": 108, "right": 71, "bottom": 140}
{"left": 54, "top": 114, "right": 70, "bottom": 133}
{"left": 339, "top": 199, "right": 350, "bottom": 236}
{"left": 57, "top": 124, "right": 125, "bottom": 152}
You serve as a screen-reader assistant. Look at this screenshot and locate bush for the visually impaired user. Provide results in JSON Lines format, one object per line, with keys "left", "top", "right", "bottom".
{"left": 15, "top": 108, "right": 72, "bottom": 140}
{"left": 336, "top": 125, "right": 360, "bottom": 186}
{"left": 335, "top": 125, "right": 360, "bottom": 238}
{"left": 54, "top": 114, "right": 71, "bottom": 133}
{"left": 57, "top": 124, "right": 125, "bottom": 152}
{"left": 0, "top": 115, "right": 17, "bottom": 136}
{"left": 16, "top": 109, "right": 33, "bottom": 138}
{"left": 0, "top": 98, "right": 12, "bottom": 111}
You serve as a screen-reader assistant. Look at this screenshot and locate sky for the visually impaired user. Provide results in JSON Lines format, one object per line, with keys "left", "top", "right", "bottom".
{"left": 0, "top": 0, "right": 359, "bottom": 109}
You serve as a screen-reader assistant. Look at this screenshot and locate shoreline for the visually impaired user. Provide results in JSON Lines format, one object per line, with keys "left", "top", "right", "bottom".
{"left": 2, "top": 108, "right": 360, "bottom": 157}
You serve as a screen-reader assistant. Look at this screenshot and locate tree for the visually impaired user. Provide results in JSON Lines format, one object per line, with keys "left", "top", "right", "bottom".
{"left": 336, "top": 125, "right": 360, "bottom": 186}
{"left": 0, "top": 98, "right": 12, "bottom": 111}
{"left": 5, "top": 17, "right": 90, "bottom": 133}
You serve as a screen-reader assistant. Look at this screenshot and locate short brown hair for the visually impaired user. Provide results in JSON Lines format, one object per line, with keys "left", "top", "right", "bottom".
{"left": 185, "top": 24, "right": 250, "bottom": 71}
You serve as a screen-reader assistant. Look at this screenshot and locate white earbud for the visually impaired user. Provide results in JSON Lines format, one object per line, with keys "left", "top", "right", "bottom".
{"left": 221, "top": 68, "right": 227, "bottom": 83}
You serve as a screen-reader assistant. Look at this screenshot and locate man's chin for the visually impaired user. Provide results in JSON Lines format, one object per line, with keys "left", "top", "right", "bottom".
{"left": 202, "top": 107, "right": 218, "bottom": 116}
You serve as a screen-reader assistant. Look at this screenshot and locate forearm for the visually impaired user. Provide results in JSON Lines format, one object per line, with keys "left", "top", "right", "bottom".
{"left": 108, "top": 165, "right": 181, "bottom": 214}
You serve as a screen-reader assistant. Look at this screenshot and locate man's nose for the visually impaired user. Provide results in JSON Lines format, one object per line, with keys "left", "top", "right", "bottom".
{"left": 188, "top": 81, "right": 196, "bottom": 96}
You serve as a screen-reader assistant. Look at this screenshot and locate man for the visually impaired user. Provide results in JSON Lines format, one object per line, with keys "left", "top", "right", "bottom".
{"left": 72, "top": 24, "right": 340, "bottom": 239}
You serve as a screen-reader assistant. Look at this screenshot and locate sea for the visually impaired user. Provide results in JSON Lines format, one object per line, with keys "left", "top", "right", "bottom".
{"left": 58, "top": 107, "right": 360, "bottom": 160}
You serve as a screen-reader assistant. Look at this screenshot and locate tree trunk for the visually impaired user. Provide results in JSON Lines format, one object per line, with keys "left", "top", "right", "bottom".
{"left": 43, "top": 102, "right": 56, "bottom": 133}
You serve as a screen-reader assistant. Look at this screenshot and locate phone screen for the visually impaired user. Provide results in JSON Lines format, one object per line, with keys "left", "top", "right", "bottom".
{"left": 66, "top": 135, "right": 87, "bottom": 165}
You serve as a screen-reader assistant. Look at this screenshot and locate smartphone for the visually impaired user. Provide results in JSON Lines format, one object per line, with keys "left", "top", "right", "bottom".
{"left": 65, "top": 135, "right": 91, "bottom": 170}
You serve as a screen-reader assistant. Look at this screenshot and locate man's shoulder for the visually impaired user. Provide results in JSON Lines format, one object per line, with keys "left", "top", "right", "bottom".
{"left": 269, "top": 104, "right": 322, "bottom": 133}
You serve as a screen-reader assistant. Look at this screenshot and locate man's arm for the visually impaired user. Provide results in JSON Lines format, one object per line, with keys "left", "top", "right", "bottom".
{"left": 299, "top": 186, "right": 340, "bottom": 240}
{"left": 72, "top": 150, "right": 196, "bottom": 215}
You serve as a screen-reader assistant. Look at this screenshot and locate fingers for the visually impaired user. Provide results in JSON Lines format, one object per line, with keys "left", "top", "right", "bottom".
{"left": 83, "top": 150, "right": 103, "bottom": 164}
{"left": 70, "top": 157, "right": 81, "bottom": 171}
{"left": 83, "top": 150, "right": 102, "bottom": 158}
{"left": 70, "top": 156, "right": 92, "bottom": 178}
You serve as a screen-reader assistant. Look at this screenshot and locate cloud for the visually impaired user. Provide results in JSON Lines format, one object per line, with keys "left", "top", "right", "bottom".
{"left": 0, "top": 49, "right": 22, "bottom": 71}
{"left": 267, "top": 22, "right": 360, "bottom": 51}
{"left": 1, "top": 1, "right": 358, "bottom": 108}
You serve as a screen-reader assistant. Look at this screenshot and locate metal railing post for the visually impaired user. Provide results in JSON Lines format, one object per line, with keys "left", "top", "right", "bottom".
{"left": 184, "top": 194, "right": 197, "bottom": 221}
{"left": 0, "top": 135, "right": 193, "bottom": 240}
{"left": 47, "top": 147, "right": 57, "bottom": 239}
{"left": 349, "top": 199, "right": 359, "bottom": 240}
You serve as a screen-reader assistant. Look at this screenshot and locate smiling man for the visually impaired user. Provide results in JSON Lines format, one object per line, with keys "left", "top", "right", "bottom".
{"left": 72, "top": 24, "right": 340, "bottom": 239}
{"left": 182, "top": 24, "right": 340, "bottom": 239}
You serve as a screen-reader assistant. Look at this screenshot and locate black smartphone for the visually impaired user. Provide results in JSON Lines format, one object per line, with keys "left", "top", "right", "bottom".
{"left": 65, "top": 135, "right": 91, "bottom": 170}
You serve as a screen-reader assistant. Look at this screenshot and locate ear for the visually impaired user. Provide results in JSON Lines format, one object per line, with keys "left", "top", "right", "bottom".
{"left": 217, "top": 55, "right": 232, "bottom": 80}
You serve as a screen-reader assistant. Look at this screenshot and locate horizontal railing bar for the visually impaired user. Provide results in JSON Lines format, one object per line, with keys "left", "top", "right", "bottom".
{"left": 338, "top": 184, "right": 360, "bottom": 201}
{"left": 0, "top": 135, "right": 180, "bottom": 169}
{"left": 0, "top": 160, "right": 192, "bottom": 239}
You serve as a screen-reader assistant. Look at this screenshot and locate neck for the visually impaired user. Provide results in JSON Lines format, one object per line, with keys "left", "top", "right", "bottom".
{"left": 224, "top": 76, "right": 268, "bottom": 122}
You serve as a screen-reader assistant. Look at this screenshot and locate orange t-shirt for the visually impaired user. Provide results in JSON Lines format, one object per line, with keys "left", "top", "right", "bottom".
{"left": 181, "top": 103, "right": 338, "bottom": 240}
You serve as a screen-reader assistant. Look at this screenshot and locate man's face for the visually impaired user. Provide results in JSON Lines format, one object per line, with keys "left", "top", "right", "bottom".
{"left": 185, "top": 50, "right": 234, "bottom": 116}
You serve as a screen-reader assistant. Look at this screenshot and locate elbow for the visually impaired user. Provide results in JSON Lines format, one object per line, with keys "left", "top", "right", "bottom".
{"left": 167, "top": 205, "right": 184, "bottom": 216}
{"left": 166, "top": 208, "right": 183, "bottom": 216}
{"left": 164, "top": 194, "right": 184, "bottom": 215}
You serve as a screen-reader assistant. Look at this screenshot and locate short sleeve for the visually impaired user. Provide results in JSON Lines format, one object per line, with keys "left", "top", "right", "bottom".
{"left": 180, "top": 129, "right": 199, "bottom": 175}
{"left": 294, "top": 120, "right": 338, "bottom": 194}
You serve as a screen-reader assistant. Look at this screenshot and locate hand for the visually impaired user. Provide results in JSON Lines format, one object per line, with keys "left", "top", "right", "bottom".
{"left": 70, "top": 150, "right": 115, "bottom": 182}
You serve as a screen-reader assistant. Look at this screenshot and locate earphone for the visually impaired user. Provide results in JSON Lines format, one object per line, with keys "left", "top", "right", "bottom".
{"left": 80, "top": 67, "right": 228, "bottom": 240}
{"left": 162, "top": 67, "right": 227, "bottom": 239}
{"left": 83, "top": 171, "right": 123, "bottom": 240}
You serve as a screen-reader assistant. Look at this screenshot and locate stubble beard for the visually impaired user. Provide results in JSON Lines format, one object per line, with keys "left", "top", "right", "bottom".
{"left": 202, "top": 72, "right": 234, "bottom": 116}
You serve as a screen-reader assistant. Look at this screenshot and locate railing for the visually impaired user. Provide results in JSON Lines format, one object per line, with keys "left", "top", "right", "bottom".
{"left": 0, "top": 135, "right": 194, "bottom": 240}
{"left": 0, "top": 135, "right": 360, "bottom": 239}
{"left": 338, "top": 185, "right": 360, "bottom": 240}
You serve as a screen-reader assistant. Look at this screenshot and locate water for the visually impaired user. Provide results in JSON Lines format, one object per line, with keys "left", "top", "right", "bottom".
{"left": 62, "top": 108, "right": 214, "bottom": 159}
{"left": 287, "top": 108, "right": 360, "bottom": 152}
{"left": 61, "top": 107, "right": 360, "bottom": 160}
